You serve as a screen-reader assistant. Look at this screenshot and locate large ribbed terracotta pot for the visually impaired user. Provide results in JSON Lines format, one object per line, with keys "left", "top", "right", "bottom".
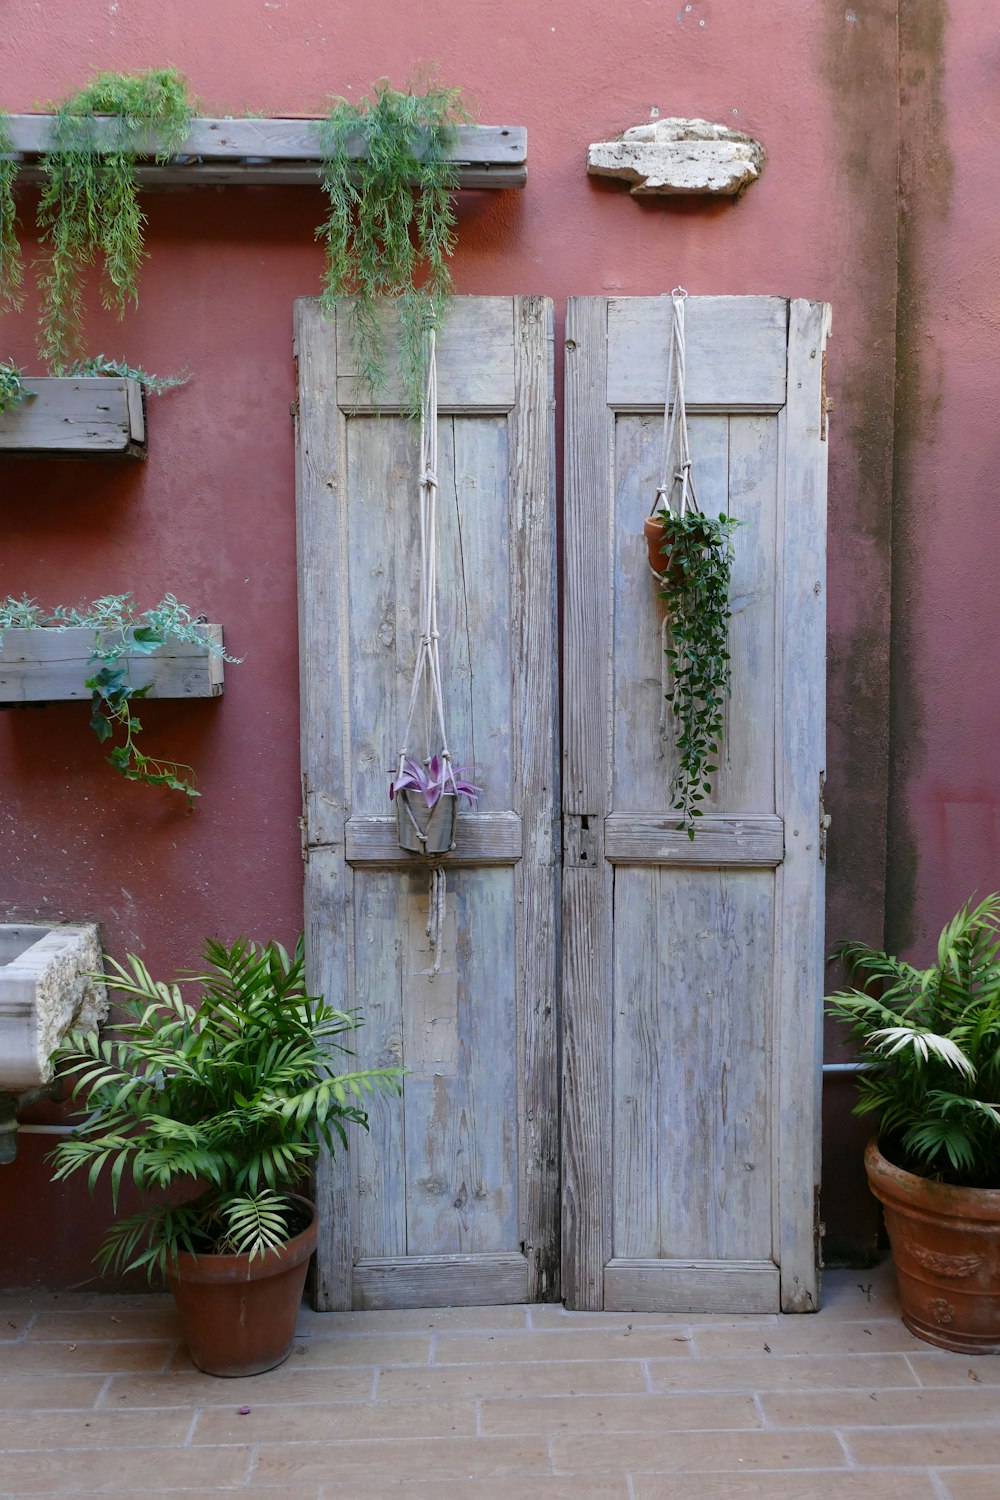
{"left": 865, "top": 1140, "right": 1000, "bottom": 1354}
{"left": 166, "top": 1197, "right": 318, "bottom": 1377}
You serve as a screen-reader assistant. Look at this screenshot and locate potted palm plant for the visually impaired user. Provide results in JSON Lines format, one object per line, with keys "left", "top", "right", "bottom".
{"left": 50, "top": 936, "right": 403, "bottom": 1376}
{"left": 826, "top": 894, "right": 1000, "bottom": 1352}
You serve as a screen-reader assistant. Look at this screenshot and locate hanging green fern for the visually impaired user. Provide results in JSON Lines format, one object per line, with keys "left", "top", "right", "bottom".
{"left": 0, "top": 111, "right": 23, "bottom": 310}
{"left": 36, "top": 68, "right": 194, "bottom": 371}
{"left": 316, "top": 76, "right": 466, "bottom": 414}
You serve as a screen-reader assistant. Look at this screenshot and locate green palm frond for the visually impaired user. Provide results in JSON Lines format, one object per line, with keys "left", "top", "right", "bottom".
{"left": 826, "top": 894, "right": 1000, "bottom": 1188}
{"left": 216, "top": 1192, "right": 295, "bottom": 1259}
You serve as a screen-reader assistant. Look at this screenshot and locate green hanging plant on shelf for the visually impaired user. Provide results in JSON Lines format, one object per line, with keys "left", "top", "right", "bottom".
{"left": 316, "top": 75, "right": 467, "bottom": 414}
{"left": 35, "top": 67, "right": 194, "bottom": 371}
{"left": 0, "top": 593, "right": 237, "bottom": 802}
{"left": 65, "top": 352, "right": 190, "bottom": 394}
{"left": 0, "top": 359, "right": 26, "bottom": 414}
{"left": 0, "top": 111, "right": 24, "bottom": 311}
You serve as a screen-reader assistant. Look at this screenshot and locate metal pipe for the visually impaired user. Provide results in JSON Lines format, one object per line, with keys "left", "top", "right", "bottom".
{"left": 823, "top": 1061, "right": 873, "bottom": 1074}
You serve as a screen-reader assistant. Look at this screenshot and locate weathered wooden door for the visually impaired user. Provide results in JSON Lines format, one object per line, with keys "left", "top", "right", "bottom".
{"left": 295, "top": 296, "right": 558, "bottom": 1310}
{"left": 562, "top": 297, "right": 829, "bottom": 1313}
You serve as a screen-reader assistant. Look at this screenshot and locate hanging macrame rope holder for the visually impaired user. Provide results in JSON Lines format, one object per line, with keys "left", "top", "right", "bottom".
{"left": 646, "top": 286, "right": 702, "bottom": 582}
{"left": 646, "top": 288, "right": 703, "bottom": 737}
{"left": 393, "top": 321, "right": 457, "bottom": 972}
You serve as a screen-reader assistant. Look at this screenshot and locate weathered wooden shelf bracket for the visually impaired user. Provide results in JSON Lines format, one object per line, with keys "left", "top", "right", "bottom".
{"left": 4, "top": 117, "right": 528, "bottom": 190}
{"left": 0, "top": 626, "right": 225, "bottom": 704}
{"left": 0, "top": 377, "right": 145, "bottom": 459}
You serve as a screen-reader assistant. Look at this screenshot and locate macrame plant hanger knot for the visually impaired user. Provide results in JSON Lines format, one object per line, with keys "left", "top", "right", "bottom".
{"left": 396, "top": 319, "right": 457, "bottom": 974}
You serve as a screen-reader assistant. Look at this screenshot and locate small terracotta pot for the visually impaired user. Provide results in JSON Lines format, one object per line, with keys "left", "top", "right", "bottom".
{"left": 166, "top": 1197, "right": 318, "bottom": 1377}
{"left": 865, "top": 1139, "right": 1000, "bottom": 1353}
{"left": 643, "top": 515, "right": 672, "bottom": 574}
{"left": 643, "top": 516, "right": 686, "bottom": 587}
{"left": 396, "top": 790, "right": 458, "bottom": 855}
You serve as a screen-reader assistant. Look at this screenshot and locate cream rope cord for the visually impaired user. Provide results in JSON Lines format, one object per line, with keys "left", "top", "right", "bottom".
{"left": 652, "top": 288, "right": 700, "bottom": 735}
{"left": 649, "top": 286, "right": 699, "bottom": 545}
{"left": 396, "top": 324, "right": 454, "bottom": 971}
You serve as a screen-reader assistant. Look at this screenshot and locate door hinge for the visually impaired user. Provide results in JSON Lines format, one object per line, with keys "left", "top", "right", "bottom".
{"left": 299, "top": 773, "right": 310, "bottom": 863}
{"left": 563, "top": 813, "right": 598, "bottom": 868}
{"left": 814, "top": 1184, "right": 826, "bottom": 1269}
{"left": 821, "top": 349, "right": 834, "bottom": 440}
{"left": 819, "top": 772, "right": 832, "bottom": 862}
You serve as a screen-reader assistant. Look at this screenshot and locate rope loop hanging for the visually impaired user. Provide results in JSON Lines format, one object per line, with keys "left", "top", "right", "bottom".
{"left": 648, "top": 288, "right": 701, "bottom": 549}
{"left": 393, "top": 320, "right": 455, "bottom": 970}
{"left": 396, "top": 321, "right": 458, "bottom": 806}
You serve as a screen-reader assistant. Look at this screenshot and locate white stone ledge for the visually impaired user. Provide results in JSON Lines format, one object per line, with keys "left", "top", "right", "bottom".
{"left": 588, "top": 117, "right": 764, "bottom": 196}
{"left": 0, "top": 924, "right": 107, "bottom": 1091}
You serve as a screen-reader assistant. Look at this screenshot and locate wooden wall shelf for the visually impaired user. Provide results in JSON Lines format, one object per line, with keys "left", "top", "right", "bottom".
{"left": 0, "top": 377, "right": 146, "bottom": 459}
{"left": 3, "top": 117, "right": 527, "bottom": 190}
{"left": 0, "top": 626, "right": 225, "bottom": 703}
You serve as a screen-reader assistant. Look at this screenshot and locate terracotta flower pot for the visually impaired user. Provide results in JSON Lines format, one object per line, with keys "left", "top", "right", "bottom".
{"left": 166, "top": 1197, "right": 318, "bottom": 1377}
{"left": 643, "top": 515, "right": 686, "bottom": 587}
{"left": 396, "top": 790, "right": 458, "bottom": 855}
{"left": 865, "top": 1139, "right": 1000, "bottom": 1353}
{"left": 643, "top": 515, "right": 672, "bottom": 574}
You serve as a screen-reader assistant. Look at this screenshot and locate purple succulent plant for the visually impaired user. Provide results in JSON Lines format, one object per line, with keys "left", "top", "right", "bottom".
{"left": 389, "top": 754, "right": 481, "bottom": 809}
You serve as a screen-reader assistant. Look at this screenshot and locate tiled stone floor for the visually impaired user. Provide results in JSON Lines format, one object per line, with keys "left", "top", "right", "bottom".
{"left": 1, "top": 1262, "right": 998, "bottom": 1498}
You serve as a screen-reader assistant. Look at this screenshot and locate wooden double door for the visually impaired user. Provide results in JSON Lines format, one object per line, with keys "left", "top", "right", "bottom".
{"left": 295, "top": 293, "right": 829, "bottom": 1313}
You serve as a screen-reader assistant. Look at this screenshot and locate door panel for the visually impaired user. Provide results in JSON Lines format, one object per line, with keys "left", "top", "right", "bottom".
{"left": 563, "top": 296, "right": 829, "bottom": 1313}
{"left": 295, "top": 295, "right": 558, "bottom": 1310}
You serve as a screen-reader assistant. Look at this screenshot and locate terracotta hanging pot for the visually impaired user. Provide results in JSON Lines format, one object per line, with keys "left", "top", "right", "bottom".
{"left": 644, "top": 514, "right": 672, "bottom": 574}
{"left": 643, "top": 515, "right": 687, "bottom": 588}
{"left": 166, "top": 1197, "right": 318, "bottom": 1377}
{"left": 396, "top": 790, "right": 458, "bottom": 855}
{"left": 864, "top": 1139, "right": 1000, "bottom": 1354}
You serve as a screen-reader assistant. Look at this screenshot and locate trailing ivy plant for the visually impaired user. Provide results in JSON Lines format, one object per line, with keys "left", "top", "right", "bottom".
{"left": 655, "top": 508, "right": 739, "bottom": 837}
{"left": 316, "top": 76, "right": 466, "bottom": 414}
{"left": 36, "top": 68, "right": 194, "bottom": 370}
{"left": 0, "top": 592, "right": 237, "bottom": 802}
{"left": 0, "top": 111, "right": 23, "bottom": 310}
{"left": 0, "top": 359, "right": 27, "bottom": 415}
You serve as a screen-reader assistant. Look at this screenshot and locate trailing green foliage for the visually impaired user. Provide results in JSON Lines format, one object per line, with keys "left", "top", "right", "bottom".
{"left": 654, "top": 508, "right": 739, "bottom": 836}
{"left": 36, "top": 68, "right": 194, "bottom": 370}
{"left": 0, "top": 592, "right": 236, "bottom": 801}
{"left": 67, "top": 352, "right": 190, "bottom": 395}
{"left": 50, "top": 936, "right": 404, "bottom": 1278}
{"left": 827, "top": 894, "right": 1000, "bottom": 1188}
{"left": 0, "top": 359, "right": 26, "bottom": 414}
{"left": 0, "top": 111, "right": 23, "bottom": 310}
{"left": 316, "top": 76, "right": 466, "bottom": 414}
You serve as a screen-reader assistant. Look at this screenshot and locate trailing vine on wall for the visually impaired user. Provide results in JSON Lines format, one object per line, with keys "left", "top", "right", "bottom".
{"left": 35, "top": 68, "right": 194, "bottom": 370}
{"left": 0, "top": 593, "right": 237, "bottom": 802}
{"left": 654, "top": 509, "right": 739, "bottom": 836}
{"left": 316, "top": 76, "right": 466, "bottom": 414}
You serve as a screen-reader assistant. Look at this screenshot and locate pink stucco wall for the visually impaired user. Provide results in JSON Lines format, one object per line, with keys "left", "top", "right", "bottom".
{"left": 887, "top": 6, "right": 1000, "bottom": 952}
{"left": 0, "top": 0, "right": 911, "bottom": 1283}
